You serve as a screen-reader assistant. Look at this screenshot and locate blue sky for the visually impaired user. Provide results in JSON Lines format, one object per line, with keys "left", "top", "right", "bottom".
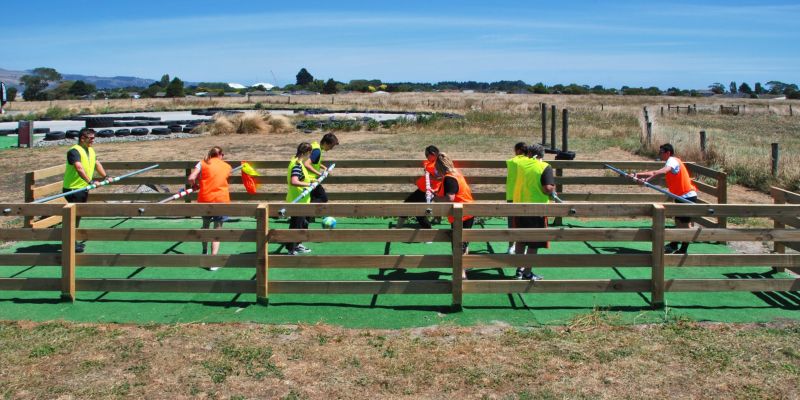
{"left": 2, "top": 0, "right": 798, "bottom": 89}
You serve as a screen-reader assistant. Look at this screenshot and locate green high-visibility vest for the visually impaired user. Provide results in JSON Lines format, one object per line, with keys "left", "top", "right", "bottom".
{"left": 310, "top": 141, "right": 323, "bottom": 176}
{"left": 63, "top": 145, "right": 96, "bottom": 189}
{"left": 513, "top": 157, "right": 551, "bottom": 204}
{"left": 286, "top": 157, "right": 312, "bottom": 203}
{"left": 505, "top": 154, "right": 527, "bottom": 201}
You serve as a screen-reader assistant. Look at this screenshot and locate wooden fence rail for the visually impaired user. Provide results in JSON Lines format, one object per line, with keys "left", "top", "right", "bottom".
{"left": 1, "top": 201, "right": 796, "bottom": 309}
{"left": 24, "top": 159, "right": 728, "bottom": 228}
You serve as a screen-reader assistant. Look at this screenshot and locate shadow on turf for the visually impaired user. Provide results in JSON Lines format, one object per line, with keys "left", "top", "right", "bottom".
{"left": 15, "top": 244, "right": 62, "bottom": 253}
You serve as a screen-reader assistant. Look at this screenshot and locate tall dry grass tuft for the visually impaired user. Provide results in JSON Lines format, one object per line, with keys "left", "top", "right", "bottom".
{"left": 203, "top": 112, "right": 295, "bottom": 135}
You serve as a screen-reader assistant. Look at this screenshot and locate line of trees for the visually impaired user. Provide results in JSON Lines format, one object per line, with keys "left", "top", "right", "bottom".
{"left": 8, "top": 66, "right": 800, "bottom": 100}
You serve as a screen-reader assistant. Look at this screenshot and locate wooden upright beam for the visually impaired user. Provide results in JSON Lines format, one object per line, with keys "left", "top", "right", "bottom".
{"left": 60, "top": 204, "right": 76, "bottom": 302}
{"left": 651, "top": 204, "right": 665, "bottom": 308}
{"left": 256, "top": 204, "right": 269, "bottom": 305}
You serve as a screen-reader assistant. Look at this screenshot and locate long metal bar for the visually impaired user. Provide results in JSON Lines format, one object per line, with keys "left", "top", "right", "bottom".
{"left": 604, "top": 163, "right": 694, "bottom": 204}
{"left": 278, "top": 163, "right": 336, "bottom": 217}
{"left": 33, "top": 164, "right": 160, "bottom": 204}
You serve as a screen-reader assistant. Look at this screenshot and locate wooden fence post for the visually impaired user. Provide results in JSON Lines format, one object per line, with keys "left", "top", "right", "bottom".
{"left": 771, "top": 187, "right": 786, "bottom": 273}
{"left": 651, "top": 204, "right": 665, "bottom": 308}
{"left": 791, "top": 105, "right": 794, "bottom": 116}
{"left": 451, "top": 203, "right": 464, "bottom": 311}
{"left": 717, "top": 171, "right": 728, "bottom": 229}
{"left": 661, "top": 106, "right": 664, "bottom": 116}
{"left": 771, "top": 143, "right": 780, "bottom": 177}
{"left": 24, "top": 171, "right": 34, "bottom": 227}
{"left": 256, "top": 204, "right": 270, "bottom": 305}
{"left": 699, "top": 130, "right": 706, "bottom": 156}
{"left": 61, "top": 204, "right": 76, "bottom": 302}
{"left": 184, "top": 167, "right": 192, "bottom": 203}
{"left": 541, "top": 103, "right": 547, "bottom": 145}
{"left": 550, "top": 105, "right": 557, "bottom": 150}
{"left": 562, "top": 109, "right": 569, "bottom": 152}
{"left": 646, "top": 122, "right": 653, "bottom": 147}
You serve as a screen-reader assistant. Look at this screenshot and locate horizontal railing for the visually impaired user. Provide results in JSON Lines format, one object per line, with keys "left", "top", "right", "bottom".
{"left": 1, "top": 201, "right": 795, "bottom": 309}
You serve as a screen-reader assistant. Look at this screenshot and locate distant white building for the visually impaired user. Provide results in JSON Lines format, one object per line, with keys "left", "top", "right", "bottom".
{"left": 251, "top": 82, "right": 275, "bottom": 90}
{"left": 228, "top": 83, "right": 246, "bottom": 90}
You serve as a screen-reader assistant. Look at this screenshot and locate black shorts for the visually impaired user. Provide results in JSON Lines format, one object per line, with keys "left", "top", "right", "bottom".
{"left": 63, "top": 188, "right": 89, "bottom": 203}
{"left": 513, "top": 216, "right": 548, "bottom": 249}
{"left": 675, "top": 196, "right": 698, "bottom": 224}
{"left": 404, "top": 189, "right": 428, "bottom": 203}
{"left": 310, "top": 184, "right": 328, "bottom": 203}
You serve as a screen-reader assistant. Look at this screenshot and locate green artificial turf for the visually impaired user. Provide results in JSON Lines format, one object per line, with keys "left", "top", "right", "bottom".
{"left": 0, "top": 216, "right": 797, "bottom": 328}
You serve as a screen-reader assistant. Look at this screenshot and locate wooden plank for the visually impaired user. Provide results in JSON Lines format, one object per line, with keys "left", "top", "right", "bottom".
{"left": 102, "top": 161, "right": 194, "bottom": 169}
{"left": 452, "top": 204, "right": 464, "bottom": 308}
{"left": 665, "top": 279, "right": 800, "bottom": 292}
{"left": 685, "top": 163, "right": 726, "bottom": 180}
{"left": 694, "top": 217, "right": 720, "bottom": 229}
{"left": 664, "top": 228, "right": 800, "bottom": 242}
{"left": 693, "top": 180, "right": 718, "bottom": 196}
{"left": 268, "top": 203, "right": 453, "bottom": 217}
{"left": 462, "top": 279, "right": 651, "bottom": 293}
{"left": 269, "top": 229, "right": 451, "bottom": 243}
{"left": 464, "top": 228, "right": 652, "bottom": 242}
{"left": 554, "top": 176, "right": 631, "bottom": 185}
{"left": 559, "top": 193, "right": 667, "bottom": 202}
{"left": 256, "top": 204, "right": 269, "bottom": 303}
{"left": 109, "top": 176, "right": 186, "bottom": 185}
{"left": 0, "top": 254, "right": 61, "bottom": 266}
{"left": 76, "top": 278, "right": 256, "bottom": 293}
{"left": 772, "top": 186, "right": 800, "bottom": 204}
{"left": 31, "top": 164, "right": 66, "bottom": 180}
{"left": 77, "top": 254, "right": 257, "bottom": 268}
{"left": 24, "top": 172, "right": 34, "bottom": 228}
{"left": 0, "top": 203, "right": 70, "bottom": 216}
{"left": 31, "top": 216, "right": 63, "bottom": 229}
{"left": 663, "top": 204, "right": 800, "bottom": 218}
{"left": 61, "top": 204, "right": 76, "bottom": 301}
{"left": 268, "top": 280, "right": 452, "bottom": 294}
{"left": 270, "top": 255, "right": 453, "bottom": 268}
{"left": 463, "top": 254, "right": 651, "bottom": 268}
{"left": 549, "top": 161, "right": 665, "bottom": 170}
{"left": 78, "top": 228, "right": 257, "bottom": 242}
{"left": 772, "top": 216, "right": 800, "bottom": 229}
{"left": 465, "top": 203, "right": 653, "bottom": 217}
{"left": 78, "top": 203, "right": 260, "bottom": 217}
{"left": 651, "top": 204, "right": 665, "bottom": 307}
{"left": 665, "top": 254, "right": 800, "bottom": 267}
{"left": 31, "top": 181, "right": 63, "bottom": 199}
{"left": 0, "top": 278, "right": 61, "bottom": 291}
{"left": 0, "top": 228, "right": 62, "bottom": 241}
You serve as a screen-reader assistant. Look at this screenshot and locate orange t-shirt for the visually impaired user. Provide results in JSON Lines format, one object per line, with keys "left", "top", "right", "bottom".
{"left": 197, "top": 158, "right": 232, "bottom": 203}
{"left": 415, "top": 160, "right": 443, "bottom": 192}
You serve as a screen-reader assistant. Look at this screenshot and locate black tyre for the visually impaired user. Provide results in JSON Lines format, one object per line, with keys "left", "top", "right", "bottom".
{"left": 151, "top": 127, "right": 170, "bottom": 135}
{"left": 115, "top": 129, "right": 131, "bottom": 137}
{"left": 168, "top": 125, "right": 182, "bottom": 133}
{"left": 65, "top": 130, "right": 81, "bottom": 139}
{"left": 183, "top": 126, "right": 195, "bottom": 133}
{"left": 85, "top": 117, "right": 115, "bottom": 128}
{"left": 0, "top": 129, "right": 17, "bottom": 136}
{"left": 131, "top": 128, "right": 149, "bottom": 136}
{"left": 33, "top": 127, "right": 50, "bottom": 134}
{"left": 44, "top": 131, "right": 66, "bottom": 141}
{"left": 96, "top": 129, "right": 115, "bottom": 138}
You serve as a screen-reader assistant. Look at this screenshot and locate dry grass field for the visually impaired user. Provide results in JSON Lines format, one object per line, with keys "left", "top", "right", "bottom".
{"left": 1, "top": 93, "right": 797, "bottom": 398}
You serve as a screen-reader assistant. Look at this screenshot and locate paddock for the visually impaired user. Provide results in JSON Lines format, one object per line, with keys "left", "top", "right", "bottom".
{"left": 0, "top": 159, "right": 798, "bottom": 325}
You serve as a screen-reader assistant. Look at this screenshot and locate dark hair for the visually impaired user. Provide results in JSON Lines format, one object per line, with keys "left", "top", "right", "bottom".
{"left": 295, "top": 142, "right": 312, "bottom": 157}
{"left": 434, "top": 152, "right": 455, "bottom": 176}
{"left": 424, "top": 145, "right": 440, "bottom": 158}
{"left": 320, "top": 132, "right": 339, "bottom": 146}
{"left": 514, "top": 142, "right": 527, "bottom": 154}
{"left": 204, "top": 146, "right": 223, "bottom": 162}
{"left": 79, "top": 128, "right": 95, "bottom": 139}
{"left": 659, "top": 143, "right": 675, "bottom": 156}
{"left": 527, "top": 144, "right": 544, "bottom": 159}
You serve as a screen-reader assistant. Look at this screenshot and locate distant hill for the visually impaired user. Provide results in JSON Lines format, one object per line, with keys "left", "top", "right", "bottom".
{"left": 0, "top": 67, "right": 159, "bottom": 89}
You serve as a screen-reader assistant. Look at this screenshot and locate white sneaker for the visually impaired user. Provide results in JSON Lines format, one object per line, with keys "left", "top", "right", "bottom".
{"left": 507, "top": 245, "right": 515, "bottom": 254}
{"left": 523, "top": 272, "right": 543, "bottom": 281}
{"left": 514, "top": 268, "right": 524, "bottom": 280}
{"left": 207, "top": 267, "right": 220, "bottom": 271}
{"left": 295, "top": 244, "right": 311, "bottom": 253}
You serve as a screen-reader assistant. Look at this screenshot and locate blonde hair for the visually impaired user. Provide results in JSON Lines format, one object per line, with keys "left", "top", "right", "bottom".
{"left": 204, "top": 146, "right": 223, "bottom": 162}
{"left": 435, "top": 153, "right": 456, "bottom": 176}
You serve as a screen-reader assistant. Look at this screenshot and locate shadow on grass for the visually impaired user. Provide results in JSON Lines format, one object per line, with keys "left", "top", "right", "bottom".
{"left": 723, "top": 271, "right": 800, "bottom": 310}
{"left": 14, "top": 244, "right": 61, "bottom": 253}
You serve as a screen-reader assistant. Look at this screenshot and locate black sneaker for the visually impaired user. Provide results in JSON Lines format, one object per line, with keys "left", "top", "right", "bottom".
{"left": 75, "top": 242, "right": 85, "bottom": 253}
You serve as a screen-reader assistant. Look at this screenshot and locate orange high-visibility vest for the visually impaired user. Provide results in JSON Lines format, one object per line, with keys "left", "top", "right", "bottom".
{"left": 439, "top": 170, "right": 474, "bottom": 223}
{"left": 197, "top": 158, "right": 232, "bottom": 203}
{"left": 665, "top": 157, "right": 697, "bottom": 197}
{"left": 415, "top": 159, "right": 442, "bottom": 193}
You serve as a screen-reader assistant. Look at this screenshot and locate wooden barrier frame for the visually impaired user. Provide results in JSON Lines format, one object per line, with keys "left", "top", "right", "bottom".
{"left": 24, "top": 160, "right": 728, "bottom": 229}
{"left": 771, "top": 186, "right": 800, "bottom": 274}
{"left": 2, "top": 201, "right": 797, "bottom": 310}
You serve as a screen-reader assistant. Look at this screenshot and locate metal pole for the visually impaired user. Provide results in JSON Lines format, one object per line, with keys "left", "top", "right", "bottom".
{"left": 604, "top": 164, "right": 695, "bottom": 204}
{"left": 278, "top": 163, "right": 336, "bottom": 217}
{"left": 157, "top": 164, "right": 244, "bottom": 204}
{"left": 34, "top": 164, "right": 160, "bottom": 203}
